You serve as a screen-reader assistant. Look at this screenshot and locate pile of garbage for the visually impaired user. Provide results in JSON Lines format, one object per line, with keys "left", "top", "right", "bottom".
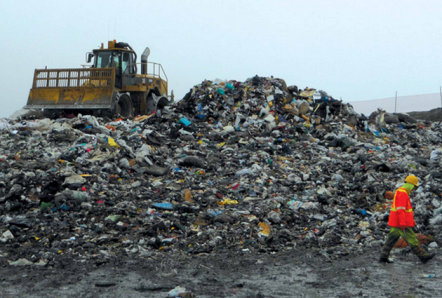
{"left": 1, "top": 75, "right": 442, "bottom": 266}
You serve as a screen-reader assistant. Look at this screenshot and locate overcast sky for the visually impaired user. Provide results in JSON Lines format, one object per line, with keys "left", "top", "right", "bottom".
{"left": 1, "top": 0, "right": 442, "bottom": 118}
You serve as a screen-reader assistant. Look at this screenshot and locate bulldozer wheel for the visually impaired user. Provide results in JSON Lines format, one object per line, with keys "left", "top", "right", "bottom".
{"left": 117, "top": 95, "right": 134, "bottom": 117}
{"left": 145, "top": 95, "right": 156, "bottom": 115}
{"left": 145, "top": 94, "right": 169, "bottom": 115}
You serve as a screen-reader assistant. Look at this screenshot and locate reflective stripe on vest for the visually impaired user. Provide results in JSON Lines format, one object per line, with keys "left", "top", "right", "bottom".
{"left": 390, "top": 188, "right": 412, "bottom": 212}
{"left": 392, "top": 206, "right": 413, "bottom": 212}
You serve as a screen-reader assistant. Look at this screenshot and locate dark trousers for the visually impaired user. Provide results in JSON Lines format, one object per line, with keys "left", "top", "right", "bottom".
{"left": 380, "top": 227, "right": 428, "bottom": 260}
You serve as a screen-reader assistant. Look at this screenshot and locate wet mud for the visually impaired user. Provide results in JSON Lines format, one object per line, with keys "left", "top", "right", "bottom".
{"left": 1, "top": 248, "right": 440, "bottom": 298}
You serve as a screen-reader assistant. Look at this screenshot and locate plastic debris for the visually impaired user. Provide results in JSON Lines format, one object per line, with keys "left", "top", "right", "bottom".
{"left": 1, "top": 75, "right": 442, "bottom": 263}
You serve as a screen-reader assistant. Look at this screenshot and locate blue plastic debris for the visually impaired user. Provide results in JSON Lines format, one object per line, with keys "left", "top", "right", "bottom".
{"left": 178, "top": 117, "right": 192, "bottom": 126}
{"left": 52, "top": 205, "right": 69, "bottom": 212}
{"left": 356, "top": 209, "right": 367, "bottom": 216}
{"left": 152, "top": 203, "right": 174, "bottom": 210}
{"left": 207, "top": 210, "right": 223, "bottom": 217}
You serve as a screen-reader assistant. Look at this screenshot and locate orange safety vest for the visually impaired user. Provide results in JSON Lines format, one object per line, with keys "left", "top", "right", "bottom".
{"left": 388, "top": 187, "right": 415, "bottom": 227}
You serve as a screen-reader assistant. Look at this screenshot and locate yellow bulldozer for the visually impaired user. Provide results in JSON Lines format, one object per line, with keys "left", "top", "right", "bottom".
{"left": 25, "top": 40, "right": 173, "bottom": 118}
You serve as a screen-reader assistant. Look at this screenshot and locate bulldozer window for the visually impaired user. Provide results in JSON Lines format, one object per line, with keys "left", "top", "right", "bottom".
{"left": 95, "top": 52, "right": 112, "bottom": 68}
{"left": 122, "top": 52, "right": 129, "bottom": 73}
{"left": 112, "top": 52, "right": 120, "bottom": 68}
{"left": 122, "top": 52, "right": 135, "bottom": 74}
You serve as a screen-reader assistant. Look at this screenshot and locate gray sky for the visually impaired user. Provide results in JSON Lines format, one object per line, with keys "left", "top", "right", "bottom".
{"left": 1, "top": 0, "right": 442, "bottom": 118}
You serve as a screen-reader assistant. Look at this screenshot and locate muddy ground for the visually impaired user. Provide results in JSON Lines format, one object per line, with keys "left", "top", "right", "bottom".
{"left": 0, "top": 247, "right": 440, "bottom": 298}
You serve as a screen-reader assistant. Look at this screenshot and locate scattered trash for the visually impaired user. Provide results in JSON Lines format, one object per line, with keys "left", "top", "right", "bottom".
{"left": 2, "top": 230, "right": 14, "bottom": 239}
{"left": 152, "top": 203, "right": 174, "bottom": 210}
{"left": 167, "top": 286, "right": 187, "bottom": 297}
{"left": 8, "top": 258, "right": 33, "bottom": 266}
{"left": 258, "top": 222, "right": 271, "bottom": 237}
{"left": 1, "top": 75, "right": 441, "bottom": 263}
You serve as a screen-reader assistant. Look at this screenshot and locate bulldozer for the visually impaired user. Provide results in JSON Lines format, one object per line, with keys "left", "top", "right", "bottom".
{"left": 25, "top": 40, "right": 173, "bottom": 118}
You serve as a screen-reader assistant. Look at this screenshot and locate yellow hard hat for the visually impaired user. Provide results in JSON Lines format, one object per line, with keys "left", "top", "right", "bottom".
{"left": 405, "top": 175, "right": 419, "bottom": 187}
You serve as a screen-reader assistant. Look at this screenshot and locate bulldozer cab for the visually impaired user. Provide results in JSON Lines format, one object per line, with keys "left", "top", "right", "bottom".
{"left": 92, "top": 50, "right": 131, "bottom": 89}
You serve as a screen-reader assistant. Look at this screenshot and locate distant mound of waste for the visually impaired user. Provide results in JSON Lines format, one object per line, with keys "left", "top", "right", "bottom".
{"left": 1, "top": 75, "right": 441, "bottom": 266}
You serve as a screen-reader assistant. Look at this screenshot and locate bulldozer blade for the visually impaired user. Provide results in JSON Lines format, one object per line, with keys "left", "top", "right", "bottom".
{"left": 25, "top": 68, "right": 117, "bottom": 110}
{"left": 26, "top": 86, "right": 117, "bottom": 110}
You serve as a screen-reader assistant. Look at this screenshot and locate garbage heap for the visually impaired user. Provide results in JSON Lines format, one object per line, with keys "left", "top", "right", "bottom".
{"left": 1, "top": 75, "right": 442, "bottom": 266}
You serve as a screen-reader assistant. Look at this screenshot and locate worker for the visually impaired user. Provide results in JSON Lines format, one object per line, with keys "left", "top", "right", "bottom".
{"left": 379, "top": 175, "right": 436, "bottom": 263}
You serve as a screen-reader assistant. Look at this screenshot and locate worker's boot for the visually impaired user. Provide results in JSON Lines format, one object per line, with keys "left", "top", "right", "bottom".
{"left": 420, "top": 253, "right": 436, "bottom": 264}
{"left": 411, "top": 245, "right": 436, "bottom": 264}
{"left": 379, "top": 241, "right": 395, "bottom": 263}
